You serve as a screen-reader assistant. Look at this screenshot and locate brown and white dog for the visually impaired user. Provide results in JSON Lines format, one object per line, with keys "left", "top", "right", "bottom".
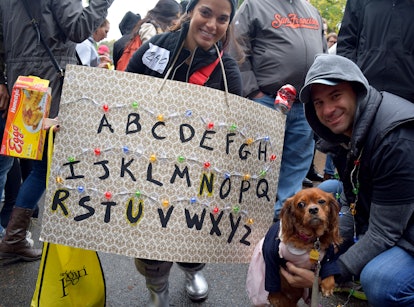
{"left": 268, "top": 188, "right": 342, "bottom": 307}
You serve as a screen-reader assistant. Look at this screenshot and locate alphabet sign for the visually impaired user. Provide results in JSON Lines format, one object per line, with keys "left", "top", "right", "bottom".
{"left": 41, "top": 65, "right": 286, "bottom": 263}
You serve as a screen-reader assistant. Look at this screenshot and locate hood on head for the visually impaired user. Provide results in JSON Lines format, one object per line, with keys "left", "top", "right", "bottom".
{"left": 299, "top": 54, "right": 370, "bottom": 144}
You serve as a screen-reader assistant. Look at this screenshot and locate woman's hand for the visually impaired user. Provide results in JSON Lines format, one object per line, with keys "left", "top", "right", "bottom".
{"left": 43, "top": 117, "right": 60, "bottom": 132}
{"left": 280, "top": 262, "right": 315, "bottom": 288}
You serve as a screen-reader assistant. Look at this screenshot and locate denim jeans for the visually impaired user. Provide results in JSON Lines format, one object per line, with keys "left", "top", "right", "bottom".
{"left": 319, "top": 184, "right": 414, "bottom": 306}
{"left": 0, "top": 114, "right": 14, "bottom": 203}
{"left": 252, "top": 95, "right": 314, "bottom": 218}
{"left": 324, "top": 153, "right": 336, "bottom": 175}
{"left": 361, "top": 246, "right": 414, "bottom": 306}
{"left": 0, "top": 155, "right": 13, "bottom": 203}
{"left": 317, "top": 179, "right": 343, "bottom": 207}
{"left": 15, "top": 132, "right": 49, "bottom": 210}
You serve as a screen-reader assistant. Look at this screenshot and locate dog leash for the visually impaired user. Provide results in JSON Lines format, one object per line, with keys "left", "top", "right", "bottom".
{"left": 310, "top": 239, "right": 322, "bottom": 307}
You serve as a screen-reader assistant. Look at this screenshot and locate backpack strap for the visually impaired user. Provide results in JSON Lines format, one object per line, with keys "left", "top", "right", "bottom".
{"left": 189, "top": 51, "right": 224, "bottom": 85}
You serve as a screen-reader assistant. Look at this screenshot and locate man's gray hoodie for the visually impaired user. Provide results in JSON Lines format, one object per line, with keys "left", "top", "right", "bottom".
{"left": 300, "top": 54, "right": 414, "bottom": 281}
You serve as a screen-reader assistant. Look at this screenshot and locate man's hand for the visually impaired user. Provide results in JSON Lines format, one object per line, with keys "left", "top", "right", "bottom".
{"left": 0, "top": 83, "right": 10, "bottom": 113}
{"left": 280, "top": 262, "right": 316, "bottom": 288}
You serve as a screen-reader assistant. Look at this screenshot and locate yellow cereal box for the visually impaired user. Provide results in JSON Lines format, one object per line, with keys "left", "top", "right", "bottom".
{"left": 1, "top": 76, "right": 52, "bottom": 160}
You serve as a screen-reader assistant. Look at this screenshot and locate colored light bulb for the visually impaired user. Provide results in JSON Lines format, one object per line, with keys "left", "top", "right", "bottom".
{"left": 162, "top": 200, "right": 169, "bottom": 208}
{"left": 207, "top": 122, "right": 214, "bottom": 129}
{"left": 104, "top": 191, "right": 112, "bottom": 200}
{"left": 103, "top": 104, "right": 109, "bottom": 112}
{"left": 177, "top": 155, "right": 185, "bottom": 163}
{"left": 213, "top": 206, "right": 219, "bottom": 214}
{"left": 203, "top": 161, "right": 211, "bottom": 169}
{"left": 94, "top": 148, "right": 101, "bottom": 156}
{"left": 270, "top": 154, "right": 276, "bottom": 161}
{"left": 157, "top": 114, "right": 164, "bottom": 122}
{"left": 149, "top": 154, "right": 157, "bottom": 162}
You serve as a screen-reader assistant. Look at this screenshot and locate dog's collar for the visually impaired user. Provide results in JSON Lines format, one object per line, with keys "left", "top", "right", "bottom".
{"left": 296, "top": 232, "right": 315, "bottom": 242}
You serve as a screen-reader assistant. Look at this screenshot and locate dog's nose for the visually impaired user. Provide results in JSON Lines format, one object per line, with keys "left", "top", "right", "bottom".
{"left": 309, "top": 206, "right": 319, "bottom": 215}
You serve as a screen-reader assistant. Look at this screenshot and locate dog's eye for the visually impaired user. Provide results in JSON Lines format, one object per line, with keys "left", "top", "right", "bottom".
{"left": 297, "top": 201, "right": 306, "bottom": 209}
{"left": 318, "top": 199, "right": 326, "bottom": 205}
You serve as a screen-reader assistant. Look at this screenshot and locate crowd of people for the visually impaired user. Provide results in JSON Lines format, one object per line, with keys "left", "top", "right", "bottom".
{"left": 0, "top": 0, "right": 413, "bottom": 306}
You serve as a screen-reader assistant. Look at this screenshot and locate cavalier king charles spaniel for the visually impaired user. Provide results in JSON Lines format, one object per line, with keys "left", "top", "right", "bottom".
{"left": 268, "top": 188, "right": 342, "bottom": 307}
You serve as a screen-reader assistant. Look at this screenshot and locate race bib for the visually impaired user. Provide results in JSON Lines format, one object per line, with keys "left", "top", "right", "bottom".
{"left": 143, "top": 43, "right": 170, "bottom": 74}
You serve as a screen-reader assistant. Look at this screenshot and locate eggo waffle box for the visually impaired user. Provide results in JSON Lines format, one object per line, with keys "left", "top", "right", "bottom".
{"left": 1, "top": 75, "right": 52, "bottom": 160}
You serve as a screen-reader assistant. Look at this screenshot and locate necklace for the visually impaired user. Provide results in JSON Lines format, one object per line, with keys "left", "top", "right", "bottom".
{"left": 349, "top": 149, "right": 364, "bottom": 243}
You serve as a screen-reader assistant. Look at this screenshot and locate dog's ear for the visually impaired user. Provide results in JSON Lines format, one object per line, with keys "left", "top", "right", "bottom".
{"left": 280, "top": 196, "right": 297, "bottom": 239}
{"left": 327, "top": 195, "right": 342, "bottom": 245}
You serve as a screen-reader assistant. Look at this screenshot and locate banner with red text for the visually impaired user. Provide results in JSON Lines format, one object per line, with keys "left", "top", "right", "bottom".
{"left": 41, "top": 65, "right": 286, "bottom": 263}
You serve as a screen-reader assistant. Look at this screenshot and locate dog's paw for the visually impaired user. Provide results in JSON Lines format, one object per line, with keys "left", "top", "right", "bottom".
{"left": 321, "top": 276, "right": 336, "bottom": 297}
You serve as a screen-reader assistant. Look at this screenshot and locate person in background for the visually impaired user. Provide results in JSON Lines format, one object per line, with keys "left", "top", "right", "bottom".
{"left": 119, "top": 11, "right": 141, "bottom": 36}
{"left": 0, "top": 0, "right": 114, "bottom": 262}
{"left": 337, "top": 0, "right": 414, "bottom": 103}
{"left": 0, "top": 158, "right": 33, "bottom": 243}
{"left": 112, "top": 11, "right": 141, "bottom": 68}
{"left": 113, "top": 0, "right": 182, "bottom": 70}
{"left": 126, "top": 0, "right": 241, "bottom": 305}
{"left": 230, "top": 0, "right": 326, "bottom": 221}
{"left": 326, "top": 32, "right": 337, "bottom": 49}
{"left": 76, "top": 19, "right": 112, "bottom": 68}
{"left": 290, "top": 53, "right": 414, "bottom": 306}
{"left": 97, "top": 44, "right": 113, "bottom": 69}
{"left": 180, "top": 0, "right": 189, "bottom": 13}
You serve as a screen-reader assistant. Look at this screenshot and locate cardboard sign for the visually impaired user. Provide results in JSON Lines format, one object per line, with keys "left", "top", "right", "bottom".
{"left": 41, "top": 65, "right": 286, "bottom": 263}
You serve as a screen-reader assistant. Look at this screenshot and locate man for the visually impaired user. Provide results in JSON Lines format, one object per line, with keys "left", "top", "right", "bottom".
{"left": 337, "top": 0, "right": 414, "bottom": 103}
{"left": 0, "top": 0, "right": 114, "bottom": 261}
{"left": 231, "top": 0, "right": 326, "bottom": 220}
{"left": 290, "top": 53, "right": 414, "bottom": 306}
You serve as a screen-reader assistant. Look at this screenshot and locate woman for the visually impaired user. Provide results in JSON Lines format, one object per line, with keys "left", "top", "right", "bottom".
{"left": 126, "top": 0, "right": 240, "bottom": 305}
{"left": 113, "top": 0, "right": 182, "bottom": 70}
{"left": 76, "top": 19, "right": 111, "bottom": 68}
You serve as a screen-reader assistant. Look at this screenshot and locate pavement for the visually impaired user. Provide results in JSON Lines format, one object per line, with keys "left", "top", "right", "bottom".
{"left": 0, "top": 151, "right": 370, "bottom": 307}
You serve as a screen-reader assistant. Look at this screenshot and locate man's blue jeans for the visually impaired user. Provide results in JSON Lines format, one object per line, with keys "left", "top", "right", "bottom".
{"left": 361, "top": 246, "right": 414, "bottom": 306}
{"left": 252, "top": 95, "right": 314, "bottom": 218}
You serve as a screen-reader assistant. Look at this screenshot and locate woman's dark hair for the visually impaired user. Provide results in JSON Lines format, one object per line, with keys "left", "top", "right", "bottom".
{"left": 130, "top": 0, "right": 181, "bottom": 39}
{"left": 169, "top": 11, "right": 245, "bottom": 63}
